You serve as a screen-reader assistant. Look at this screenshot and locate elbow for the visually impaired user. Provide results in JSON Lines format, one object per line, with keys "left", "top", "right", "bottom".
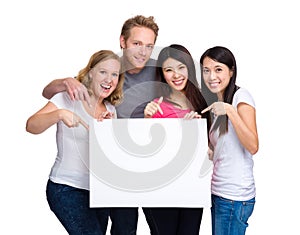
{"left": 26, "top": 120, "right": 32, "bottom": 133}
{"left": 26, "top": 123, "right": 35, "bottom": 134}
{"left": 26, "top": 120, "right": 41, "bottom": 135}
{"left": 42, "top": 88, "right": 51, "bottom": 99}
{"left": 26, "top": 128, "right": 42, "bottom": 135}
{"left": 249, "top": 146, "right": 258, "bottom": 155}
{"left": 249, "top": 140, "right": 259, "bottom": 155}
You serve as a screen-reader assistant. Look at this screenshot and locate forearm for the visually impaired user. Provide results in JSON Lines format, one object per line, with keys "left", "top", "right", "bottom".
{"left": 26, "top": 110, "right": 61, "bottom": 134}
{"left": 42, "top": 78, "right": 68, "bottom": 99}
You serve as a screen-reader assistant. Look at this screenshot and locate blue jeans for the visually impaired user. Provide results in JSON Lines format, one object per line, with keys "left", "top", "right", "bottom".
{"left": 211, "top": 194, "right": 255, "bottom": 235}
{"left": 46, "top": 180, "right": 109, "bottom": 235}
{"left": 109, "top": 207, "right": 138, "bottom": 235}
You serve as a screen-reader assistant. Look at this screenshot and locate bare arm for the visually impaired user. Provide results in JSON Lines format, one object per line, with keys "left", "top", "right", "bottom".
{"left": 42, "top": 77, "right": 91, "bottom": 106}
{"left": 202, "top": 102, "right": 259, "bottom": 155}
{"left": 26, "top": 101, "right": 88, "bottom": 134}
{"left": 42, "top": 78, "right": 70, "bottom": 99}
{"left": 226, "top": 102, "right": 259, "bottom": 155}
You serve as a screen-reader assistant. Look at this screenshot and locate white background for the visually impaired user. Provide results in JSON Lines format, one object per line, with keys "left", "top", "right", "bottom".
{"left": 1, "top": 0, "right": 299, "bottom": 234}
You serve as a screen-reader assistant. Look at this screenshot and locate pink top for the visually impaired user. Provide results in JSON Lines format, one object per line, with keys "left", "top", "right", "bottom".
{"left": 152, "top": 98, "right": 191, "bottom": 118}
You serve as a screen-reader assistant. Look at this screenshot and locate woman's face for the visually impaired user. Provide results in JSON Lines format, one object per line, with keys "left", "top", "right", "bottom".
{"left": 162, "top": 57, "right": 188, "bottom": 92}
{"left": 89, "top": 58, "right": 120, "bottom": 99}
{"left": 202, "top": 56, "right": 233, "bottom": 98}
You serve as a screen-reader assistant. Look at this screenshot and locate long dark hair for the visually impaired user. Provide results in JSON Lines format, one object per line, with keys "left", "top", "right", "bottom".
{"left": 157, "top": 44, "right": 210, "bottom": 128}
{"left": 200, "top": 46, "right": 239, "bottom": 135}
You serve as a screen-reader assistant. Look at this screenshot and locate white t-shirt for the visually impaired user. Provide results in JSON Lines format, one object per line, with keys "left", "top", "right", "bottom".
{"left": 210, "top": 88, "right": 256, "bottom": 201}
{"left": 49, "top": 92, "right": 116, "bottom": 190}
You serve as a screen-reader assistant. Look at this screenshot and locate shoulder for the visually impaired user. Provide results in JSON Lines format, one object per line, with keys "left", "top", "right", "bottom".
{"left": 50, "top": 91, "right": 74, "bottom": 108}
{"left": 233, "top": 87, "right": 255, "bottom": 108}
{"left": 104, "top": 101, "right": 116, "bottom": 112}
{"left": 50, "top": 91, "right": 70, "bottom": 102}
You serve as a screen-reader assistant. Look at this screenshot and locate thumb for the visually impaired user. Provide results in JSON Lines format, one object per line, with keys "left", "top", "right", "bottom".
{"left": 157, "top": 96, "right": 163, "bottom": 104}
{"left": 156, "top": 96, "right": 163, "bottom": 114}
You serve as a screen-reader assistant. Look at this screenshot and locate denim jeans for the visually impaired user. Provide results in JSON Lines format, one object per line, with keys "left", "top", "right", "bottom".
{"left": 211, "top": 194, "right": 255, "bottom": 235}
{"left": 109, "top": 207, "right": 138, "bottom": 235}
{"left": 46, "top": 180, "right": 109, "bottom": 235}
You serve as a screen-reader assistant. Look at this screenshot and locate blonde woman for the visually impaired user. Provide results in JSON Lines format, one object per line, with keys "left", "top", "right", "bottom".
{"left": 26, "top": 50, "right": 124, "bottom": 235}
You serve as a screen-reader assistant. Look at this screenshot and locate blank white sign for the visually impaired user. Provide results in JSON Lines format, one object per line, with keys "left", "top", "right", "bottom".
{"left": 90, "top": 118, "right": 212, "bottom": 207}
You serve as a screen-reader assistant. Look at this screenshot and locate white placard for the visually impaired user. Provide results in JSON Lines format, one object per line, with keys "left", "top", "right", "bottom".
{"left": 89, "top": 118, "right": 212, "bottom": 207}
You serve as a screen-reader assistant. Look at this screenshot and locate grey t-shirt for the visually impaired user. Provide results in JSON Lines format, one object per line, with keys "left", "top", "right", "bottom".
{"left": 116, "top": 58, "right": 161, "bottom": 118}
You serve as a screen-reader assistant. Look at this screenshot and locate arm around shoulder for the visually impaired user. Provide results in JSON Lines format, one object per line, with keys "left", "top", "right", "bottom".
{"left": 42, "top": 77, "right": 91, "bottom": 106}
{"left": 42, "top": 77, "right": 78, "bottom": 99}
{"left": 42, "top": 78, "right": 70, "bottom": 99}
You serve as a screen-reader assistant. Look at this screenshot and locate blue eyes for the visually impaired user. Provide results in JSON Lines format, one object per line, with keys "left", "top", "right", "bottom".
{"left": 98, "top": 70, "right": 119, "bottom": 78}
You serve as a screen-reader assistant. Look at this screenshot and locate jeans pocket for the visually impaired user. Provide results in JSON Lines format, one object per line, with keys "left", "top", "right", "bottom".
{"left": 240, "top": 198, "right": 255, "bottom": 224}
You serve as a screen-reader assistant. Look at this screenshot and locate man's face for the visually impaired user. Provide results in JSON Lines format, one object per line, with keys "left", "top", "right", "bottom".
{"left": 120, "top": 26, "right": 155, "bottom": 73}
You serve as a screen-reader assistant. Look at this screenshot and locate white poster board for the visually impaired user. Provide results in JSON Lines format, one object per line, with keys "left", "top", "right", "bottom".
{"left": 89, "top": 118, "right": 212, "bottom": 207}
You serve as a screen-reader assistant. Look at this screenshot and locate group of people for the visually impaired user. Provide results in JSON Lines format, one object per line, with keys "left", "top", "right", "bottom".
{"left": 26, "top": 15, "right": 259, "bottom": 235}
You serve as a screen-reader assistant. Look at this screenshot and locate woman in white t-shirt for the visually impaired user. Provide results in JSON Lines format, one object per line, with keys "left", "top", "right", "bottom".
{"left": 200, "top": 46, "right": 259, "bottom": 235}
{"left": 26, "top": 50, "right": 124, "bottom": 235}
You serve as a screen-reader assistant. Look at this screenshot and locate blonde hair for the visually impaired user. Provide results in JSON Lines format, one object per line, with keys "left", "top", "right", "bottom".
{"left": 120, "top": 15, "right": 159, "bottom": 47}
{"left": 76, "top": 50, "right": 124, "bottom": 105}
